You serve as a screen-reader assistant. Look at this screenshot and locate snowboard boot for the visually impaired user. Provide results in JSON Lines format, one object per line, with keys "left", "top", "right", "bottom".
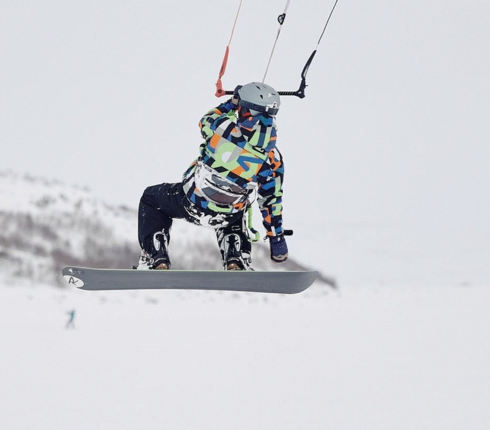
{"left": 136, "top": 230, "right": 171, "bottom": 270}
{"left": 222, "top": 233, "right": 251, "bottom": 271}
{"left": 152, "top": 230, "right": 171, "bottom": 269}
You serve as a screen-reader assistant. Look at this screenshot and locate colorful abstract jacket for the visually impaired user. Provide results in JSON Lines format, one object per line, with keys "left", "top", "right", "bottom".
{"left": 182, "top": 99, "right": 284, "bottom": 237}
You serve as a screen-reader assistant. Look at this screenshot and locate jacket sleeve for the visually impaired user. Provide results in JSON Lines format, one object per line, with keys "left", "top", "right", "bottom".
{"left": 257, "top": 147, "right": 284, "bottom": 237}
{"left": 199, "top": 99, "right": 237, "bottom": 142}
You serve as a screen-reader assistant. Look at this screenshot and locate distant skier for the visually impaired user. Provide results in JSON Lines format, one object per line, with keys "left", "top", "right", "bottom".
{"left": 137, "top": 82, "right": 288, "bottom": 270}
{"left": 65, "top": 309, "right": 75, "bottom": 329}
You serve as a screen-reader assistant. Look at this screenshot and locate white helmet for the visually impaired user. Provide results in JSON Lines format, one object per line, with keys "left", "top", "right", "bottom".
{"left": 238, "top": 82, "right": 281, "bottom": 116}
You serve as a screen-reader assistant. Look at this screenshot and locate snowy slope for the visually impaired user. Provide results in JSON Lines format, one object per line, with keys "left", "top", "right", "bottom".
{"left": 0, "top": 170, "right": 334, "bottom": 287}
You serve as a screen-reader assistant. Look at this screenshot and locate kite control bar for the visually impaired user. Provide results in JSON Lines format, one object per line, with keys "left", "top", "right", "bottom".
{"left": 215, "top": 0, "right": 339, "bottom": 100}
{"left": 215, "top": 43, "right": 316, "bottom": 99}
{"left": 217, "top": 85, "right": 306, "bottom": 99}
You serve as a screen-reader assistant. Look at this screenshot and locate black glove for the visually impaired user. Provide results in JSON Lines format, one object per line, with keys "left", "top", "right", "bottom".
{"left": 232, "top": 85, "right": 243, "bottom": 106}
{"left": 269, "top": 234, "right": 288, "bottom": 263}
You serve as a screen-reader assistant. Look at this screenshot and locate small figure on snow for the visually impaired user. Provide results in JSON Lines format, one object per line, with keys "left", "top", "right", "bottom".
{"left": 65, "top": 309, "right": 76, "bottom": 329}
{"left": 137, "top": 82, "right": 288, "bottom": 270}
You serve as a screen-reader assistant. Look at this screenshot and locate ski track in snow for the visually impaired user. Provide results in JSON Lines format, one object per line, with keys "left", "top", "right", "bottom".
{"left": 0, "top": 280, "right": 489, "bottom": 430}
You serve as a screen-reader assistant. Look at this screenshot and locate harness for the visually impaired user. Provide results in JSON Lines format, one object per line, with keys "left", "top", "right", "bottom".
{"left": 194, "top": 161, "right": 252, "bottom": 206}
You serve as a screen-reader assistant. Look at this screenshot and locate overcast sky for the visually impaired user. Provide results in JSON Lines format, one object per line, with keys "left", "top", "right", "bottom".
{"left": 1, "top": 1, "right": 489, "bottom": 285}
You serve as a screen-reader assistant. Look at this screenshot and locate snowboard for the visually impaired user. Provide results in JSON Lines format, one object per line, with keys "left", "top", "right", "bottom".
{"left": 62, "top": 266, "right": 318, "bottom": 294}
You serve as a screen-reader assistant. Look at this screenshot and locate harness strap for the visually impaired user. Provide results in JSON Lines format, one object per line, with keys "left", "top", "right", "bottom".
{"left": 246, "top": 206, "right": 261, "bottom": 243}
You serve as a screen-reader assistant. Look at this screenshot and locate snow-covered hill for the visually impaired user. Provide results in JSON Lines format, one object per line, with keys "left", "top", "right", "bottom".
{"left": 0, "top": 170, "right": 334, "bottom": 288}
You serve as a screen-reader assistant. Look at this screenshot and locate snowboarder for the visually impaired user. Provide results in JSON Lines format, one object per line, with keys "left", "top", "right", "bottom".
{"left": 137, "top": 82, "right": 288, "bottom": 271}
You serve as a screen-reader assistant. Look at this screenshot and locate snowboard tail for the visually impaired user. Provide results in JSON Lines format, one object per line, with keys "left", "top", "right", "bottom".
{"left": 62, "top": 267, "right": 317, "bottom": 294}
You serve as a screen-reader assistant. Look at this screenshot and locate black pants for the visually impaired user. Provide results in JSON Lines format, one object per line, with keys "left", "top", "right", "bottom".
{"left": 138, "top": 182, "right": 250, "bottom": 260}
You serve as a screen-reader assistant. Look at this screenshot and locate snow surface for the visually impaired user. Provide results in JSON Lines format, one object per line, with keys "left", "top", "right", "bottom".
{"left": 1, "top": 281, "right": 489, "bottom": 430}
